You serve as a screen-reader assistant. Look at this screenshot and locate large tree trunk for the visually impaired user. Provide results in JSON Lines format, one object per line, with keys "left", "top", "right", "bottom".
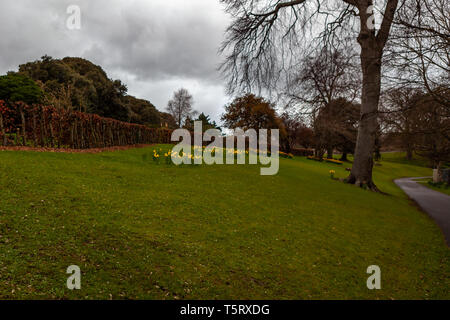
{"left": 327, "top": 147, "right": 333, "bottom": 159}
{"left": 404, "top": 119, "right": 413, "bottom": 160}
{"left": 405, "top": 132, "right": 414, "bottom": 161}
{"left": 346, "top": 38, "right": 382, "bottom": 191}
{"left": 406, "top": 146, "right": 413, "bottom": 161}
{"left": 346, "top": 0, "right": 398, "bottom": 192}
{"left": 345, "top": 0, "right": 398, "bottom": 192}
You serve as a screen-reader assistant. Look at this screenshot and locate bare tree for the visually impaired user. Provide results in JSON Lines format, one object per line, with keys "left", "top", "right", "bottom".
{"left": 166, "top": 88, "right": 197, "bottom": 128}
{"left": 387, "top": 0, "right": 449, "bottom": 109}
{"left": 280, "top": 111, "right": 309, "bottom": 152}
{"left": 379, "top": 87, "right": 421, "bottom": 160}
{"left": 414, "top": 92, "right": 450, "bottom": 169}
{"left": 286, "top": 45, "right": 360, "bottom": 112}
{"left": 314, "top": 98, "right": 360, "bottom": 161}
{"left": 285, "top": 45, "right": 361, "bottom": 158}
{"left": 220, "top": 0, "right": 402, "bottom": 191}
{"left": 381, "top": 87, "right": 450, "bottom": 167}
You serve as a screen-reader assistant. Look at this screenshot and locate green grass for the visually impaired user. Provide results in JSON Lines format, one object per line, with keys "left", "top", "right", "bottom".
{"left": 416, "top": 179, "right": 450, "bottom": 196}
{"left": 379, "top": 152, "right": 432, "bottom": 168}
{"left": 380, "top": 152, "right": 450, "bottom": 196}
{"left": 0, "top": 146, "right": 448, "bottom": 299}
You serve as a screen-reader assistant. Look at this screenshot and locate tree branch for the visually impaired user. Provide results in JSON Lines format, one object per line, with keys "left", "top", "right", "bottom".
{"left": 376, "top": 0, "right": 399, "bottom": 49}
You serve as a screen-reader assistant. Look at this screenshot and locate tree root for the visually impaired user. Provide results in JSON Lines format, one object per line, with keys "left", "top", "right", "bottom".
{"left": 344, "top": 175, "right": 388, "bottom": 195}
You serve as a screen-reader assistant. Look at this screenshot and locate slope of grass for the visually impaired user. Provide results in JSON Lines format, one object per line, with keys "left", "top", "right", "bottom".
{"left": 0, "top": 146, "right": 448, "bottom": 299}
{"left": 380, "top": 152, "right": 432, "bottom": 168}
{"left": 381, "top": 152, "right": 450, "bottom": 196}
{"left": 416, "top": 179, "right": 450, "bottom": 196}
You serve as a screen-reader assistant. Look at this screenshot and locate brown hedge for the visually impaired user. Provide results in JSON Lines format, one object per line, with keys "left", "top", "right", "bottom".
{"left": 0, "top": 100, "right": 172, "bottom": 149}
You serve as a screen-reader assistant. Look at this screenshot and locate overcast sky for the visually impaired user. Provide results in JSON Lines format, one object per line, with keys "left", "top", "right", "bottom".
{"left": 0, "top": 0, "right": 232, "bottom": 124}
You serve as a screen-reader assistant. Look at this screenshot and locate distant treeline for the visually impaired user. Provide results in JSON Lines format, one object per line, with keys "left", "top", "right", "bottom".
{"left": 2, "top": 55, "right": 177, "bottom": 128}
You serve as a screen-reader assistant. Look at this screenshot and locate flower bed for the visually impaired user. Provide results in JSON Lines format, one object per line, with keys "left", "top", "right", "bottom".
{"left": 279, "top": 151, "right": 294, "bottom": 159}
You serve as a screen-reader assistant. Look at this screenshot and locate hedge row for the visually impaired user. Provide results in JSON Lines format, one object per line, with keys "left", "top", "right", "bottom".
{"left": 0, "top": 101, "right": 172, "bottom": 149}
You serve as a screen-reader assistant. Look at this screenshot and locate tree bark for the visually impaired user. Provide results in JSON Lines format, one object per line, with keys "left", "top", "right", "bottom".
{"left": 346, "top": 36, "right": 382, "bottom": 190}
{"left": 327, "top": 147, "right": 333, "bottom": 159}
{"left": 406, "top": 146, "right": 413, "bottom": 161}
{"left": 405, "top": 131, "right": 414, "bottom": 161}
{"left": 346, "top": 0, "right": 398, "bottom": 192}
{"left": 317, "top": 148, "right": 325, "bottom": 161}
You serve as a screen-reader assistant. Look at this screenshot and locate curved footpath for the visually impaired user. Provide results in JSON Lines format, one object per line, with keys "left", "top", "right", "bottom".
{"left": 395, "top": 177, "right": 450, "bottom": 246}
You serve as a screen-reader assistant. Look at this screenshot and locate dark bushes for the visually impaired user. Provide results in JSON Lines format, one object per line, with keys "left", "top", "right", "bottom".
{"left": 291, "top": 148, "right": 314, "bottom": 157}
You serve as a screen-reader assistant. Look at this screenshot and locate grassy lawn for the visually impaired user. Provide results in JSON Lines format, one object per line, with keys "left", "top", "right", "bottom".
{"left": 379, "top": 152, "right": 433, "bottom": 168}
{"left": 380, "top": 152, "right": 450, "bottom": 196}
{"left": 416, "top": 179, "right": 450, "bottom": 196}
{"left": 0, "top": 146, "right": 448, "bottom": 299}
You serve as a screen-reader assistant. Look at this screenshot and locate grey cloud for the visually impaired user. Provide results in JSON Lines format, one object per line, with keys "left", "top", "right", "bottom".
{"left": 0, "top": 0, "right": 231, "bottom": 123}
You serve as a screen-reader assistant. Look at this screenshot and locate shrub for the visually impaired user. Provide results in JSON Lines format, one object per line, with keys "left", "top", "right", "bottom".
{"left": 0, "top": 74, "right": 43, "bottom": 105}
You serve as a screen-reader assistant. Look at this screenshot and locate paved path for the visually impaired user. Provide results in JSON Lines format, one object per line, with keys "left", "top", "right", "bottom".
{"left": 395, "top": 177, "right": 450, "bottom": 246}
